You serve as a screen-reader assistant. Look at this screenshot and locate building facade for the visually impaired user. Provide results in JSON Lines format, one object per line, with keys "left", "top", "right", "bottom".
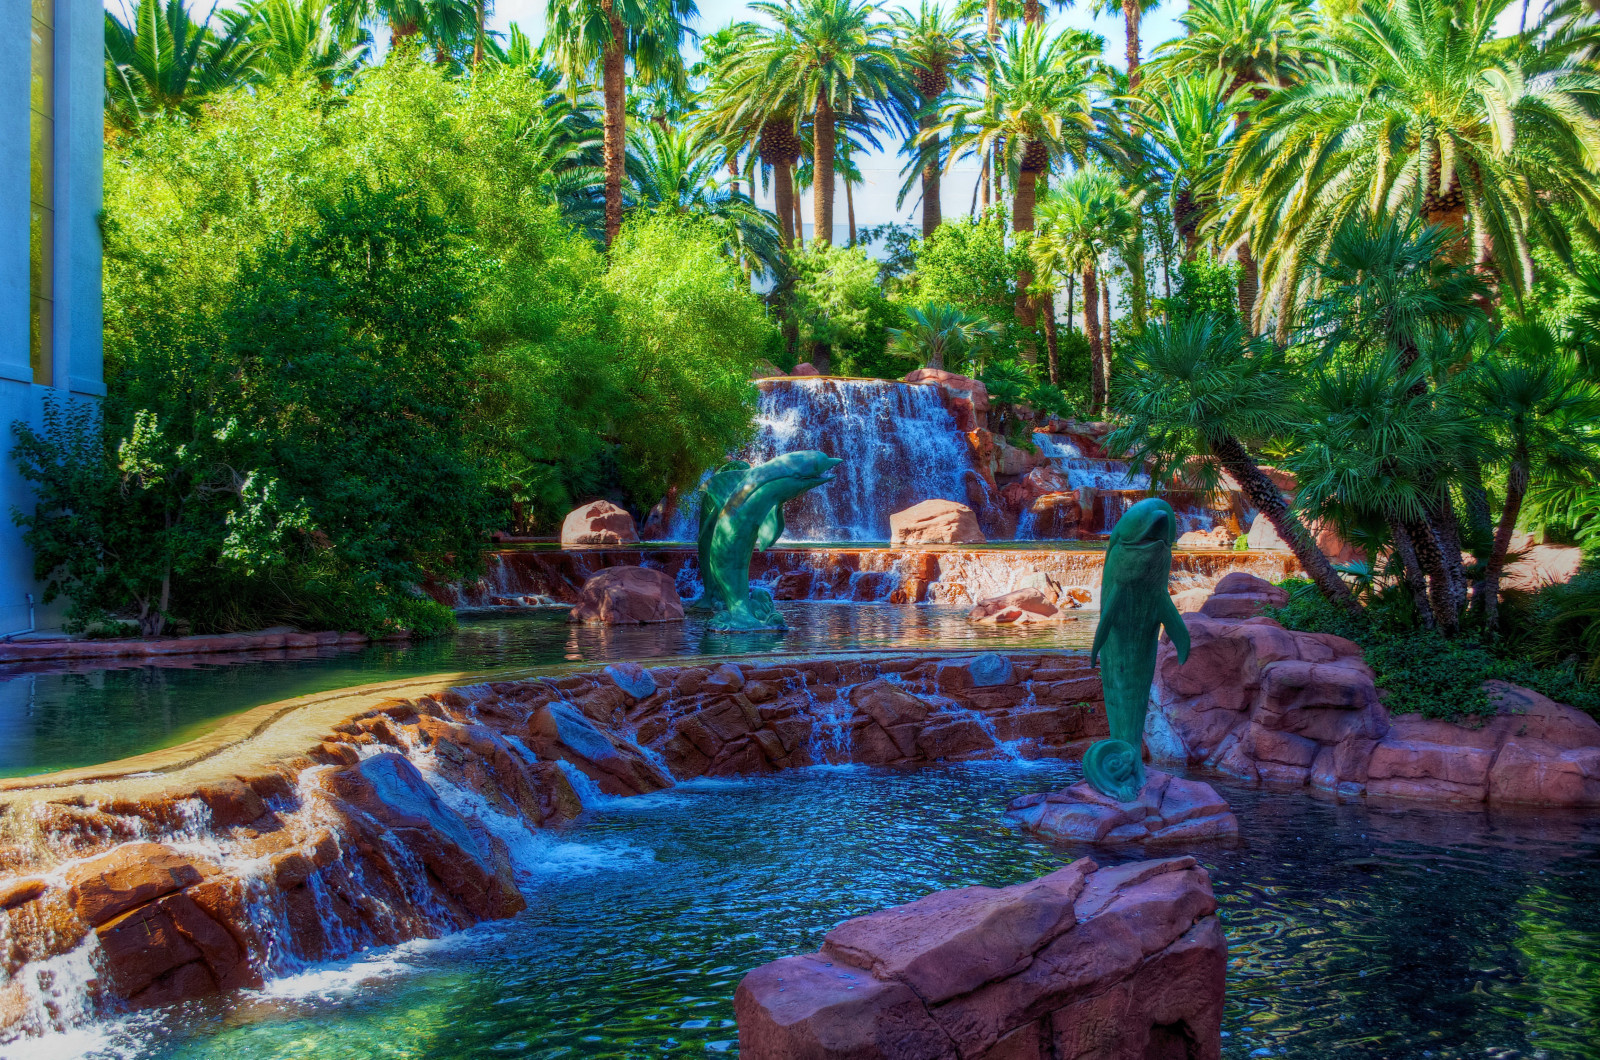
{"left": 2, "top": 0, "right": 103, "bottom": 633}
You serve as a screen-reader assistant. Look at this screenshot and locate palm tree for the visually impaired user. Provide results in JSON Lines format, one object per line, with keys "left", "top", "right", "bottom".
{"left": 1086, "top": 0, "right": 1163, "bottom": 89}
{"left": 104, "top": 0, "right": 260, "bottom": 131}
{"left": 889, "top": 2, "right": 984, "bottom": 236}
{"left": 1467, "top": 327, "right": 1600, "bottom": 630}
{"left": 932, "top": 23, "right": 1096, "bottom": 334}
{"left": 1152, "top": 0, "right": 1316, "bottom": 325}
{"left": 1226, "top": 0, "right": 1600, "bottom": 313}
{"left": 697, "top": 22, "right": 806, "bottom": 248}
{"left": 888, "top": 303, "right": 1002, "bottom": 370}
{"left": 749, "top": 0, "right": 901, "bottom": 248}
{"left": 1128, "top": 70, "right": 1240, "bottom": 261}
{"left": 546, "top": 0, "right": 699, "bottom": 247}
{"left": 227, "top": 0, "right": 369, "bottom": 86}
{"left": 625, "top": 124, "right": 784, "bottom": 276}
{"left": 1109, "top": 317, "right": 1363, "bottom": 616}
{"left": 1033, "top": 167, "right": 1138, "bottom": 400}
{"left": 332, "top": 0, "right": 477, "bottom": 51}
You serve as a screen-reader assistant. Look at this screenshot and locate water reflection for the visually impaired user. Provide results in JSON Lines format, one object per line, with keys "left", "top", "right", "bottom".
{"left": 0, "top": 603, "right": 1096, "bottom": 777}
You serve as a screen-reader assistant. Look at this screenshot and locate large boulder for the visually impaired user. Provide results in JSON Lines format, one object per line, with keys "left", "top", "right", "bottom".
{"left": 1008, "top": 769, "right": 1240, "bottom": 845}
{"left": 1198, "top": 571, "right": 1288, "bottom": 619}
{"left": 560, "top": 500, "right": 639, "bottom": 546}
{"left": 791, "top": 362, "right": 822, "bottom": 377}
{"left": 1246, "top": 513, "right": 1362, "bottom": 565}
{"left": 567, "top": 566, "right": 684, "bottom": 624}
{"left": 735, "top": 856, "right": 1225, "bottom": 1060}
{"left": 1177, "top": 527, "right": 1235, "bottom": 550}
{"left": 904, "top": 368, "right": 990, "bottom": 413}
{"left": 1502, "top": 533, "right": 1582, "bottom": 591}
{"left": 890, "top": 500, "right": 987, "bottom": 545}
{"left": 1149, "top": 602, "right": 1600, "bottom": 807}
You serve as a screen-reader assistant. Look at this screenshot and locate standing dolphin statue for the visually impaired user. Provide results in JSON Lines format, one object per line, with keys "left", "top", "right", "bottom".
{"left": 693, "top": 451, "right": 841, "bottom": 631}
{"left": 1086, "top": 496, "right": 1191, "bottom": 801}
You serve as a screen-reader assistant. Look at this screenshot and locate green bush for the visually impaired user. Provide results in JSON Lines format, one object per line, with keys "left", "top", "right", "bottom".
{"left": 792, "top": 243, "right": 908, "bottom": 377}
{"left": 1267, "top": 579, "right": 1600, "bottom": 720}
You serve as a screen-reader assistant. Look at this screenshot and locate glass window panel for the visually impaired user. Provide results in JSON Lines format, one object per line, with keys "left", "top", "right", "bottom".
{"left": 31, "top": 19, "right": 53, "bottom": 118}
{"left": 32, "top": 0, "right": 52, "bottom": 30}
{"left": 30, "top": 115, "right": 53, "bottom": 208}
{"left": 30, "top": 205, "right": 54, "bottom": 301}
{"left": 30, "top": 296, "right": 53, "bottom": 388}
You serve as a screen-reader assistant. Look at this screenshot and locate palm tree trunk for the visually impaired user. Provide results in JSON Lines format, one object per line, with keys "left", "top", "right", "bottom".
{"left": 793, "top": 167, "right": 805, "bottom": 248}
{"left": 1101, "top": 275, "right": 1113, "bottom": 383}
{"left": 773, "top": 162, "right": 796, "bottom": 247}
{"left": 1065, "top": 272, "right": 1075, "bottom": 332}
{"left": 1128, "top": 224, "right": 1148, "bottom": 329}
{"left": 977, "top": 152, "right": 990, "bottom": 212}
{"left": 1211, "top": 434, "right": 1363, "bottom": 617}
{"left": 1482, "top": 451, "right": 1529, "bottom": 633}
{"left": 473, "top": 0, "right": 486, "bottom": 66}
{"left": 601, "top": 1, "right": 627, "bottom": 249}
{"left": 1389, "top": 518, "right": 1436, "bottom": 629}
{"left": 846, "top": 175, "right": 856, "bottom": 246}
{"left": 1085, "top": 267, "right": 1105, "bottom": 409}
{"left": 1123, "top": 0, "right": 1142, "bottom": 91}
{"left": 1042, "top": 294, "right": 1060, "bottom": 386}
{"left": 1427, "top": 486, "right": 1469, "bottom": 618}
{"left": 813, "top": 92, "right": 836, "bottom": 247}
{"left": 1406, "top": 516, "right": 1460, "bottom": 635}
{"left": 921, "top": 118, "right": 942, "bottom": 236}
{"left": 1014, "top": 162, "right": 1040, "bottom": 332}
{"left": 1238, "top": 237, "right": 1260, "bottom": 330}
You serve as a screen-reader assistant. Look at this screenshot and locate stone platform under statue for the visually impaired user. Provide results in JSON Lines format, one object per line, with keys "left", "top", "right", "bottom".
{"left": 1007, "top": 769, "right": 1240, "bottom": 845}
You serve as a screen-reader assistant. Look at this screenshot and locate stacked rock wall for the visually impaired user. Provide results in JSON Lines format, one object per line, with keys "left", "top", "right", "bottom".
{"left": 437, "top": 547, "right": 1302, "bottom": 610}
{"left": 1149, "top": 615, "right": 1600, "bottom": 806}
{"left": 0, "top": 651, "right": 1104, "bottom": 1044}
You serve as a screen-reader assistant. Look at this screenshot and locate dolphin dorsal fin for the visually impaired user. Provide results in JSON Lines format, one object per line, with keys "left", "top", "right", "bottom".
{"left": 756, "top": 505, "right": 785, "bottom": 551}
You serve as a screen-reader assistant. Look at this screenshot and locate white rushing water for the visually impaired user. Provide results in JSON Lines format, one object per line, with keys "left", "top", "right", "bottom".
{"left": 667, "top": 379, "right": 979, "bottom": 542}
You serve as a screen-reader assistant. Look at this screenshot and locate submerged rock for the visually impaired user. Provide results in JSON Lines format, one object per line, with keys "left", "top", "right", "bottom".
{"left": 735, "top": 856, "right": 1226, "bottom": 1060}
{"left": 968, "top": 587, "right": 1071, "bottom": 625}
{"left": 1006, "top": 769, "right": 1240, "bottom": 845}
{"left": 567, "top": 566, "right": 684, "bottom": 625}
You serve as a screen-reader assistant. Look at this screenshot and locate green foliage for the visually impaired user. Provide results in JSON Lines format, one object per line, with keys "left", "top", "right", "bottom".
{"left": 1160, "top": 255, "right": 1239, "bottom": 327}
{"left": 792, "top": 243, "right": 907, "bottom": 377}
{"left": 887, "top": 303, "right": 1002, "bottom": 373}
{"left": 910, "top": 211, "right": 1024, "bottom": 327}
{"left": 1269, "top": 579, "right": 1600, "bottom": 720}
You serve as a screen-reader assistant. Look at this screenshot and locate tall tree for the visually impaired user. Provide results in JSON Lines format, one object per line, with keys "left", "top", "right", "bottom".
{"left": 890, "top": 2, "right": 983, "bottom": 236}
{"left": 933, "top": 23, "right": 1096, "bottom": 337}
{"left": 1089, "top": 0, "right": 1162, "bottom": 89}
{"left": 750, "top": 0, "right": 901, "bottom": 247}
{"left": 1226, "top": 0, "right": 1600, "bottom": 318}
{"left": 547, "top": 0, "right": 699, "bottom": 247}
{"left": 1128, "top": 70, "right": 1241, "bottom": 262}
{"left": 226, "top": 0, "right": 369, "bottom": 86}
{"left": 1153, "top": 0, "right": 1316, "bottom": 327}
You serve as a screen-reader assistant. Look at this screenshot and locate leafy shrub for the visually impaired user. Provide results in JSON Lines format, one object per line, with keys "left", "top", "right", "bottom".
{"left": 792, "top": 243, "right": 907, "bottom": 377}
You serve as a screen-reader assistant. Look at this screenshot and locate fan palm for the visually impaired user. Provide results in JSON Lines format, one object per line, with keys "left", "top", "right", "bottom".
{"left": 1108, "top": 316, "right": 1362, "bottom": 616}
{"left": 331, "top": 0, "right": 477, "bottom": 52}
{"left": 889, "top": 2, "right": 984, "bottom": 236}
{"left": 888, "top": 303, "right": 1002, "bottom": 370}
{"left": 1466, "top": 327, "right": 1600, "bottom": 629}
{"left": 104, "top": 0, "right": 260, "bottom": 131}
{"left": 1152, "top": 0, "right": 1317, "bottom": 324}
{"left": 748, "top": 0, "right": 901, "bottom": 248}
{"left": 932, "top": 23, "right": 1096, "bottom": 333}
{"left": 546, "top": 0, "right": 699, "bottom": 247}
{"left": 1226, "top": 0, "right": 1600, "bottom": 315}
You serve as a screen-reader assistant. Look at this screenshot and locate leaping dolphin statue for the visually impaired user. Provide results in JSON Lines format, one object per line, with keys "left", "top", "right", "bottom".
{"left": 693, "top": 451, "right": 841, "bottom": 631}
{"left": 1085, "top": 496, "right": 1191, "bottom": 801}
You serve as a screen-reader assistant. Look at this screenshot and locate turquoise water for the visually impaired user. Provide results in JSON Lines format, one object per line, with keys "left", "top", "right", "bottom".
{"left": 50, "top": 763, "right": 1600, "bottom": 1060}
{"left": 0, "top": 604, "right": 1097, "bottom": 778}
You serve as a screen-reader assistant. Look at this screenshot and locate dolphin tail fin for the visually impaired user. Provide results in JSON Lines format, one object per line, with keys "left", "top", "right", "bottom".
{"left": 1161, "top": 595, "right": 1191, "bottom": 664}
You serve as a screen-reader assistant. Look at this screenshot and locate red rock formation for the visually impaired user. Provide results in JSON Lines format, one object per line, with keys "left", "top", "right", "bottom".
{"left": 1246, "top": 514, "right": 1363, "bottom": 565}
{"left": 1008, "top": 770, "right": 1240, "bottom": 845}
{"left": 1197, "top": 572, "right": 1289, "bottom": 619}
{"left": 0, "top": 651, "right": 1106, "bottom": 1040}
{"left": 890, "top": 500, "right": 987, "bottom": 545}
{"left": 735, "top": 856, "right": 1225, "bottom": 1060}
{"left": 969, "top": 588, "right": 1073, "bottom": 625}
{"left": 560, "top": 500, "right": 640, "bottom": 546}
{"left": 568, "top": 566, "right": 684, "bottom": 624}
{"left": 1150, "top": 612, "right": 1600, "bottom": 806}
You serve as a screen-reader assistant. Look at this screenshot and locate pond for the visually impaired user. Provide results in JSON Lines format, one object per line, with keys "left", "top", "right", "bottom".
{"left": 33, "top": 762, "right": 1600, "bottom": 1060}
{"left": 0, "top": 604, "right": 1098, "bottom": 778}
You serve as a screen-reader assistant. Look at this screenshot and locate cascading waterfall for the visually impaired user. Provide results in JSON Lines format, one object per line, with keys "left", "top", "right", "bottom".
{"left": 667, "top": 379, "right": 977, "bottom": 542}
{"left": 1031, "top": 433, "right": 1150, "bottom": 490}
{"left": 1028, "top": 432, "right": 1248, "bottom": 536}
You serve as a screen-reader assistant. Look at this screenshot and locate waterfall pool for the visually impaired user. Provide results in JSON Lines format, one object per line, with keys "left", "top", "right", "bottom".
{"left": 29, "top": 762, "right": 1600, "bottom": 1060}
{"left": 0, "top": 603, "right": 1098, "bottom": 778}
